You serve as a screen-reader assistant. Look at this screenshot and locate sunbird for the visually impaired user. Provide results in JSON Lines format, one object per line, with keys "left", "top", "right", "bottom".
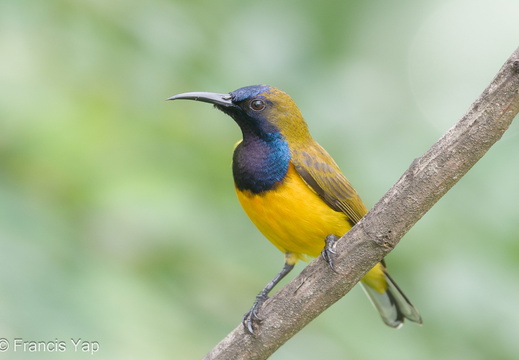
{"left": 168, "top": 85, "right": 422, "bottom": 333}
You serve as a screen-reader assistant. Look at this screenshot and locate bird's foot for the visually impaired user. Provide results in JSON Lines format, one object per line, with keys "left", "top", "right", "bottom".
{"left": 322, "top": 234, "right": 339, "bottom": 273}
{"left": 242, "top": 293, "right": 268, "bottom": 335}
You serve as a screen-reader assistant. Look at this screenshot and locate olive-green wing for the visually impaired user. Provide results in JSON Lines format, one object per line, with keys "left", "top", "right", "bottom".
{"left": 292, "top": 145, "right": 368, "bottom": 226}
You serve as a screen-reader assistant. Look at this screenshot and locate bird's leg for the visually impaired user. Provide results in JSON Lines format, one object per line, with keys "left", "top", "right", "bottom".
{"left": 322, "top": 234, "right": 339, "bottom": 273}
{"left": 243, "top": 261, "right": 295, "bottom": 335}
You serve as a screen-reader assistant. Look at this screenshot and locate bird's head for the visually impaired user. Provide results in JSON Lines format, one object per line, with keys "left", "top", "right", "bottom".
{"left": 168, "top": 85, "right": 311, "bottom": 144}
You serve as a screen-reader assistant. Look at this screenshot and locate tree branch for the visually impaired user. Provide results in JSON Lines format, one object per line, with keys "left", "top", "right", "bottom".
{"left": 203, "top": 47, "right": 519, "bottom": 360}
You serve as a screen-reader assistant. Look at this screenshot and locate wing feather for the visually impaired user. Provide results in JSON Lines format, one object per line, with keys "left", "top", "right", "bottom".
{"left": 292, "top": 145, "right": 367, "bottom": 226}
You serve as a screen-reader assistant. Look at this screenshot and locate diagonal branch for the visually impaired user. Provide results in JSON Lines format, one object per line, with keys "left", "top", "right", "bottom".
{"left": 203, "top": 46, "right": 519, "bottom": 360}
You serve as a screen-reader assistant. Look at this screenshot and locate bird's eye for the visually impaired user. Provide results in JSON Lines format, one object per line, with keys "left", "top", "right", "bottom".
{"left": 250, "top": 99, "right": 266, "bottom": 111}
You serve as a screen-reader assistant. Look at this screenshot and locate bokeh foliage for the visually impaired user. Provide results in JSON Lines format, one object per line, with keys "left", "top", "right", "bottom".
{"left": 1, "top": 0, "right": 519, "bottom": 359}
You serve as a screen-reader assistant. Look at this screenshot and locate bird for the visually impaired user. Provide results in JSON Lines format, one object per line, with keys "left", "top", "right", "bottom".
{"left": 168, "top": 85, "right": 422, "bottom": 334}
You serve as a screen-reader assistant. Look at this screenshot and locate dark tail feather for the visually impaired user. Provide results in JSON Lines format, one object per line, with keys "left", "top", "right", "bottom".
{"left": 361, "top": 271, "right": 422, "bottom": 328}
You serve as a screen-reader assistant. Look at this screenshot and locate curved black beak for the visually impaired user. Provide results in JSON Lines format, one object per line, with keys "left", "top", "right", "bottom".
{"left": 167, "top": 92, "right": 233, "bottom": 107}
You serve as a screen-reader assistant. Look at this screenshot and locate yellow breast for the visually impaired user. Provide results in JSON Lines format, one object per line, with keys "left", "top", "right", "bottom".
{"left": 236, "top": 162, "right": 387, "bottom": 292}
{"left": 235, "top": 163, "right": 351, "bottom": 262}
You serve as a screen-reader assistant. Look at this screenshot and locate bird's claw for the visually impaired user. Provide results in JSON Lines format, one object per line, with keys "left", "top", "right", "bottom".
{"left": 322, "top": 234, "right": 339, "bottom": 273}
{"left": 242, "top": 294, "right": 268, "bottom": 335}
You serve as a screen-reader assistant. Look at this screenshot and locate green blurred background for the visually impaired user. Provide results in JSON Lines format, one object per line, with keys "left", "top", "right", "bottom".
{"left": 1, "top": 0, "right": 519, "bottom": 359}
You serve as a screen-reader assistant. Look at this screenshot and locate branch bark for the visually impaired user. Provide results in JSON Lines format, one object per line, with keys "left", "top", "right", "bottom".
{"left": 203, "top": 47, "right": 519, "bottom": 360}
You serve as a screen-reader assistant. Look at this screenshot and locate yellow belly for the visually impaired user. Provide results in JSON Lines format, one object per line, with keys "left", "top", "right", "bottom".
{"left": 236, "top": 164, "right": 351, "bottom": 261}
{"left": 235, "top": 163, "right": 387, "bottom": 292}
